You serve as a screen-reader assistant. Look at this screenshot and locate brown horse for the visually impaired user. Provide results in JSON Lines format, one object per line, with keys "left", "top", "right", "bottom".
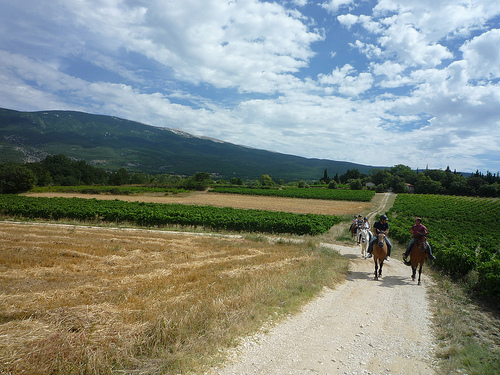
{"left": 350, "top": 223, "right": 359, "bottom": 239}
{"left": 404, "top": 234, "right": 429, "bottom": 285}
{"left": 372, "top": 232, "right": 388, "bottom": 280}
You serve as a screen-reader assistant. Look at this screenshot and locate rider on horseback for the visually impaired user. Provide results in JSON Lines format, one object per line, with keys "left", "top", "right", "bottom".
{"left": 402, "top": 218, "right": 436, "bottom": 261}
{"left": 349, "top": 215, "right": 357, "bottom": 232}
{"left": 358, "top": 216, "right": 372, "bottom": 244}
{"left": 366, "top": 214, "right": 392, "bottom": 260}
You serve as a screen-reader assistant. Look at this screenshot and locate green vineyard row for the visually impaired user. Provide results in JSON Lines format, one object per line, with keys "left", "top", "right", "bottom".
{"left": 210, "top": 187, "right": 376, "bottom": 201}
{"left": 0, "top": 195, "right": 340, "bottom": 235}
{"left": 388, "top": 194, "right": 500, "bottom": 299}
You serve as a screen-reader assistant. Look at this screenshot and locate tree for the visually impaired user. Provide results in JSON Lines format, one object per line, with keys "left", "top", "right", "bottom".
{"left": 0, "top": 163, "right": 36, "bottom": 193}
{"left": 298, "top": 180, "right": 309, "bottom": 188}
{"left": 414, "top": 175, "right": 443, "bottom": 194}
{"left": 230, "top": 177, "right": 243, "bottom": 185}
{"left": 260, "top": 174, "right": 275, "bottom": 187}
{"left": 349, "top": 179, "right": 363, "bottom": 190}
{"left": 109, "top": 168, "right": 130, "bottom": 185}
{"left": 185, "top": 172, "right": 212, "bottom": 190}
{"left": 328, "top": 180, "right": 338, "bottom": 189}
{"left": 320, "top": 169, "right": 331, "bottom": 184}
{"left": 340, "top": 169, "right": 361, "bottom": 183}
{"left": 370, "top": 169, "right": 391, "bottom": 187}
{"left": 390, "top": 175, "right": 408, "bottom": 193}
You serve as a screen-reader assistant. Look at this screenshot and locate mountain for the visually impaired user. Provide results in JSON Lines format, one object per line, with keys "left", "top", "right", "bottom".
{"left": 0, "top": 108, "right": 384, "bottom": 181}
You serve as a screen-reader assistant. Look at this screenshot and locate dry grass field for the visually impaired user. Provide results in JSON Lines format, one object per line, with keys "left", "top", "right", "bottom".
{"left": 24, "top": 190, "right": 371, "bottom": 216}
{"left": 0, "top": 218, "right": 349, "bottom": 374}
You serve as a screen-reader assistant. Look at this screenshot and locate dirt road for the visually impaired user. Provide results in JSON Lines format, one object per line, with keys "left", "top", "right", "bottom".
{"left": 209, "top": 193, "right": 438, "bottom": 375}
{"left": 209, "top": 243, "right": 437, "bottom": 375}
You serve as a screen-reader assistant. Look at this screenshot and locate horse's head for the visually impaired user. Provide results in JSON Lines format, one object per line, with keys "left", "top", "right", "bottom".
{"left": 377, "top": 232, "right": 386, "bottom": 248}
{"left": 417, "top": 234, "right": 428, "bottom": 251}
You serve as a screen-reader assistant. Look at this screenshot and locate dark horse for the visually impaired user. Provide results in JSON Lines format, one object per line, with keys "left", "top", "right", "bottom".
{"left": 404, "top": 234, "right": 429, "bottom": 285}
{"left": 372, "top": 232, "right": 388, "bottom": 280}
{"left": 350, "top": 223, "right": 359, "bottom": 239}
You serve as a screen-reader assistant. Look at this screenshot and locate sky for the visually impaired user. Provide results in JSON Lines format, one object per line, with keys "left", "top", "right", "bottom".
{"left": 1, "top": 0, "right": 499, "bottom": 173}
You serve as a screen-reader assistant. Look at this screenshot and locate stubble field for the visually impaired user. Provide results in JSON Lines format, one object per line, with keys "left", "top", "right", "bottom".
{"left": 1, "top": 192, "right": 362, "bottom": 374}
{"left": 24, "top": 190, "right": 371, "bottom": 216}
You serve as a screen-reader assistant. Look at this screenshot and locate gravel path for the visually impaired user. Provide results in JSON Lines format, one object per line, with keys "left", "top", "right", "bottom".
{"left": 209, "top": 193, "right": 438, "bottom": 375}
{"left": 210, "top": 244, "right": 437, "bottom": 375}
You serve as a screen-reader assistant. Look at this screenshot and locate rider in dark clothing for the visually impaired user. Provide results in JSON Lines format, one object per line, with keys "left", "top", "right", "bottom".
{"left": 366, "top": 214, "right": 392, "bottom": 260}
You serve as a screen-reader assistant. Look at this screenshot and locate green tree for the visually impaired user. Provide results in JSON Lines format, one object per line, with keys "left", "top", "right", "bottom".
{"left": 260, "top": 174, "right": 275, "bottom": 187}
{"left": 0, "top": 163, "right": 36, "bottom": 193}
{"left": 185, "top": 172, "right": 212, "bottom": 190}
{"left": 109, "top": 168, "right": 130, "bottom": 185}
{"left": 340, "top": 169, "right": 361, "bottom": 183}
{"left": 349, "top": 179, "right": 363, "bottom": 190}
{"left": 320, "top": 169, "right": 331, "bottom": 184}
{"left": 414, "top": 175, "right": 443, "bottom": 194}
{"left": 230, "top": 177, "right": 243, "bottom": 185}
{"left": 370, "top": 169, "right": 391, "bottom": 187}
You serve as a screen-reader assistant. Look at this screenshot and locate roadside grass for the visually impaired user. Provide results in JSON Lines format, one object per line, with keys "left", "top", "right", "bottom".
{"left": 428, "top": 272, "right": 500, "bottom": 375}
{"left": 0, "top": 222, "right": 349, "bottom": 374}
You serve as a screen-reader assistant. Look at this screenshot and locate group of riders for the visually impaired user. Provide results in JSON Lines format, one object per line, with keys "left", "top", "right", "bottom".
{"left": 350, "top": 214, "right": 436, "bottom": 261}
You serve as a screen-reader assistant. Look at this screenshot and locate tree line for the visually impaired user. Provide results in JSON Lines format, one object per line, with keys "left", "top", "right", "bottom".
{"left": 317, "top": 164, "right": 500, "bottom": 198}
{"left": 1, "top": 154, "right": 499, "bottom": 198}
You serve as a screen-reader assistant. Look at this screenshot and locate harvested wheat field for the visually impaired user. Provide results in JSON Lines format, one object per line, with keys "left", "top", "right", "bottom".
{"left": 24, "top": 190, "right": 370, "bottom": 216}
{"left": 0, "top": 220, "right": 349, "bottom": 374}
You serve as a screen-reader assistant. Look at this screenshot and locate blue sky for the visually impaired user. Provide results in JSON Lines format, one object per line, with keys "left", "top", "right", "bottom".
{"left": 1, "top": 0, "right": 499, "bottom": 173}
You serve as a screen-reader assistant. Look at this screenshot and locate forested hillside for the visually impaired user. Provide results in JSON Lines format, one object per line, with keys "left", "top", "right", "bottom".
{"left": 0, "top": 108, "right": 379, "bottom": 181}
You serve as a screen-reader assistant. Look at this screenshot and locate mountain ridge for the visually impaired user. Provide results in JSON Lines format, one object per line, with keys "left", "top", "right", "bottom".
{"left": 0, "top": 107, "right": 384, "bottom": 181}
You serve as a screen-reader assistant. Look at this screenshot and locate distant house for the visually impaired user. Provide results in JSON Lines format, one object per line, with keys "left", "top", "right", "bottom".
{"left": 405, "top": 183, "right": 414, "bottom": 193}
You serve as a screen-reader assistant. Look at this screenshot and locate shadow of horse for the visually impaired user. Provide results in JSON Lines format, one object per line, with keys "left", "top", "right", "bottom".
{"left": 372, "top": 232, "right": 388, "bottom": 280}
{"left": 404, "top": 234, "right": 429, "bottom": 285}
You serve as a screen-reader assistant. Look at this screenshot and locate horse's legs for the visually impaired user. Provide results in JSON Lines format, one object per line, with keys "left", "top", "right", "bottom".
{"left": 411, "top": 266, "right": 416, "bottom": 281}
{"left": 418, "top": 264, "right": 423, "bottom": 285}
{"left": 379, "top": 261, "right": 383, "bottom": 278}
{"left": 374, "top": 260, "right": 379, "bottom": 280}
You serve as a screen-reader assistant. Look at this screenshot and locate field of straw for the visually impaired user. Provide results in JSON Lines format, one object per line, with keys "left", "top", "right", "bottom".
{"left": 24, "top": 190, "right": 370, "bottom": 216}
{"left": 0, "top": 193, "right": 352, "bottom": 375}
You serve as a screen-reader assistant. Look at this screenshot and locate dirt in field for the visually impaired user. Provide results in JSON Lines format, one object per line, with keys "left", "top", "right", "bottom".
{"left": 24, "top": 190, "right": 371, "bottom": 216}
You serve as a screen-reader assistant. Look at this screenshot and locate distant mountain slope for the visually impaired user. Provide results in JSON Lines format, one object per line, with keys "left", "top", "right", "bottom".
{"left": 0, "top": 108, "right": 383, "bottom": 181}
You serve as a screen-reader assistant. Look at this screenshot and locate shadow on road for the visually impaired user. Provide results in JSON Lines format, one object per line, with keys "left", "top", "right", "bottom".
{"left": 346, "top": 270, "right": 412, "bottom": 288}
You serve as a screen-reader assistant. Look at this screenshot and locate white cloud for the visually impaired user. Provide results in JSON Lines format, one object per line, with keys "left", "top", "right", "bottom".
{"left": 337, "top": 14, "right": 358, "bottom": 28}
{"left": 461, "top": 29, "right": 500, "bottom": 79}
{"left": 320, "top": 0, "right": 355, "bottom": 14}
{"left": 378, "top": 22, "right": 453, "bottom": 67}
{"left": 318, "top": 64, "right": 374, "bottom": 96}
{"left": 117, "top": 0, "right": 324, "bottom": 94}
{"left": 291, "top": 0, "right": 308, "bottom": 6}
{"left": 1, "top": 0, "right": 500, "bottom": 173}
{"left": 374, "top": 0, "right": 500, "bottom": 41}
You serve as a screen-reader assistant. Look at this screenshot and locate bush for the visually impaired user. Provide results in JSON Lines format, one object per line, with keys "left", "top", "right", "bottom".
{"left": 0, "top": 163, "right": 36, "bottom": 193}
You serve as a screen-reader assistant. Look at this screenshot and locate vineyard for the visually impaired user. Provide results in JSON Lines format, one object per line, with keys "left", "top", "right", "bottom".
{"left": 210, "top": 187, "right": 376, "bottom": 201}
{"left": 388, "top": 194, "right": 500, "bottom": 299}
{"left": 0, "top": 195, "right": 340, "bottom": 235}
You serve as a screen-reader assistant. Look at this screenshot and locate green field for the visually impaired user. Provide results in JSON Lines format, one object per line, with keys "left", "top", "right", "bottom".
{"left": 0, "top": 195, "right": 340, "bottom": 235}
{"left": 210, "top": 187, "right": 376, "bottom": 201}
{"left": 388, "top": 194, "right": 500, "bottom": 299}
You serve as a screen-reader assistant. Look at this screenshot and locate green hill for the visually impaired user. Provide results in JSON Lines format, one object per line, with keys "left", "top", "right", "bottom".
{"left": 0, "top": 108, "right": 383, "bottom": 181}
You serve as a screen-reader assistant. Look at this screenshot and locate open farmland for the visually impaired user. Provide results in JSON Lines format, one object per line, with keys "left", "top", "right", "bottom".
{"left": 24, "top": 191, "right": 371, "bottom": 216}
{"left": 0, "top": 221, "right": 349, "bottom": 374}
